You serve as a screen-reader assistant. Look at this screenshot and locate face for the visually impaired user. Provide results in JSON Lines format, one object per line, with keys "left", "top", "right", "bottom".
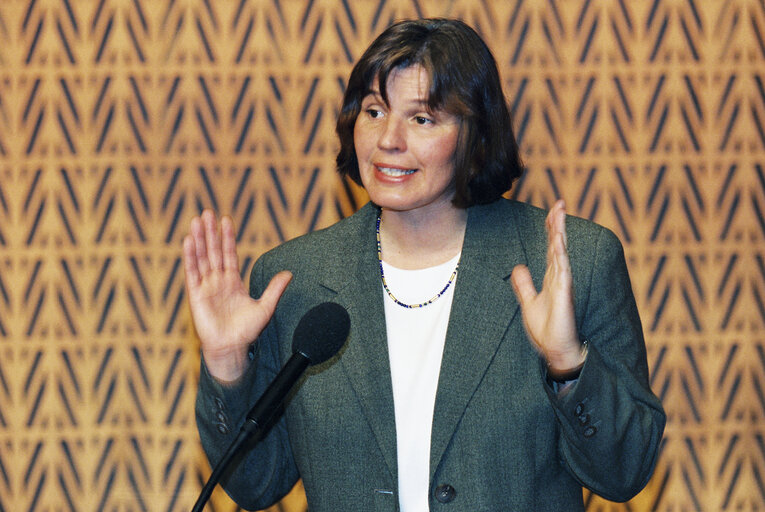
{"left": 353, "top": 65, "right": 461, "bottom": 218}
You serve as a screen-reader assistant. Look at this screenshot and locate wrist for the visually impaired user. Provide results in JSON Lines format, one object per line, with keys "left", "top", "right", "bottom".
{"left": 546, "top": 340, "right": 589, "bottom": 383}
{"left": 202, "top": 345, "right": 251, "bottom": 384}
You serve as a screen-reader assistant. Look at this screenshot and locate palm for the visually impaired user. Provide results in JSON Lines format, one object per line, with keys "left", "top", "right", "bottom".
{"left": 520, "top": 257, "right": 577, "bottom": 362}
{"left": 186, "top": 264, "right": 261, "bottom": 356}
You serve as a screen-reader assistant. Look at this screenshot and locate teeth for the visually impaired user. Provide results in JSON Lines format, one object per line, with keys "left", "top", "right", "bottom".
{"left": 378, "top": 167, "right": 416, "bottom": 177}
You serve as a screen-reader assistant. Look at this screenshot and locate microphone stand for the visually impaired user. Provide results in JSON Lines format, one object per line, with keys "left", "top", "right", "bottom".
{"left": 190, "top": 354, "right": 310, "bottom": 512}
{"left": 191, "top": 427, "right": 259, "bottom": 512}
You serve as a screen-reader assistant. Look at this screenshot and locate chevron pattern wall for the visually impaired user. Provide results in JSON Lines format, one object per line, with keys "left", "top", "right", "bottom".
{"left": 0, "top": 0, "right": 763, "bottom": 510}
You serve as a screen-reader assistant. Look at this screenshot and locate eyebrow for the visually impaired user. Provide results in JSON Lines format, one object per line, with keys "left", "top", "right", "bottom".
{"left": 362, "top": 89, "right": 431, "bottom": 109}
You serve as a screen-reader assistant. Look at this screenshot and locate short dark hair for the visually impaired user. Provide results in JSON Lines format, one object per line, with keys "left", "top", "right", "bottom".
{"left": 335, "top": 18, "right": 523, "bottom": 208}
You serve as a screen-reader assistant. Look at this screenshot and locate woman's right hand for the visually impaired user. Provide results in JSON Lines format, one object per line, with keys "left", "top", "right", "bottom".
{"left": 183, "top": 210, "right": 292, "bottom": 383}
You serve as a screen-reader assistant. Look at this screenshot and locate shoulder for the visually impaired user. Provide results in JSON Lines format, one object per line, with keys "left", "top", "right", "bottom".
{"left": 470, "top": 198, "right": 617, "bottom": 241}
{"left": 248, "top": 202, "right": 376, "bottom": 295}
{"left": 260, "top": 203, "right": 375, "bottom": 265}
{"left": 467, "top": 199, "right": 624, "bottom": 272}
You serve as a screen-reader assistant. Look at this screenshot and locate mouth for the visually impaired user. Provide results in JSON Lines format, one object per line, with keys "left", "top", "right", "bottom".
{"left": 376, "top": 166, "right": 417, "bottom": 177}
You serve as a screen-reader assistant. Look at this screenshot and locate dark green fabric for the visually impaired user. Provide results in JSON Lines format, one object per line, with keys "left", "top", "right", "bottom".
{"left": 196, "top": 199, "right": 666, "bottom": 511}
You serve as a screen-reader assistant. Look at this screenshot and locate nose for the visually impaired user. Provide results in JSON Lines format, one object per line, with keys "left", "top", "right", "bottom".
{"left": 378, "top": 116, "right": 406, "bottom": 151}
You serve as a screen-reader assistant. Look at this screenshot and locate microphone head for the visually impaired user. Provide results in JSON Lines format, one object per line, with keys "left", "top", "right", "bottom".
{"left": 292, "top": 302, "right": 350, "bottom": 365}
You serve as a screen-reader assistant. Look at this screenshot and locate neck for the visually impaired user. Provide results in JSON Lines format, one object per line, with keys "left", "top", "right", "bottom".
{"left": 378, "top": 206, "right": 468, "bottom": 270}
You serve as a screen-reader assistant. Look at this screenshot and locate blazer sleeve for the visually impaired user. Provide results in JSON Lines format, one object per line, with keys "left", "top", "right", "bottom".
{"left": 544, "top": 225, "right": 666, "bottom": 502}
{"left": 195, "top": 255, "right": 300, "bottom": 510}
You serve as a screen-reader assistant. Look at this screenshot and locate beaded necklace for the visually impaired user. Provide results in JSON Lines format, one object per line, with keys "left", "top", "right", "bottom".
{"left": 376, "top": 211, "right": 460, "bottom": 309}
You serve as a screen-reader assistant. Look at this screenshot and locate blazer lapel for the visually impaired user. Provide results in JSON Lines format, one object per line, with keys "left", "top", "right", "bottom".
{"left": 429, "top": 201, "right": 531, "bottom": 480}
{"left": 316, "top": 201, "right": 539, "bottom": 485}
{"left": 320, "top": 204, "right": 399, "bottom": 481}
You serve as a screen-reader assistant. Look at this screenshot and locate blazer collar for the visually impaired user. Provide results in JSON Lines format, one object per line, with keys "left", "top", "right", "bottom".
{"left": 317, "top": 201, "right": 532, "bottom": 483}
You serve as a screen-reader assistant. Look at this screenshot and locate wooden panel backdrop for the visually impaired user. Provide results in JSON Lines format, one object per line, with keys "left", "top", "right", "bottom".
{"left": 0, "top": 0, "right": 763, "bottom": 510}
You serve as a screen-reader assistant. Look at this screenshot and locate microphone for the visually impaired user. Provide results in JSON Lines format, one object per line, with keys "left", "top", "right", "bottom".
{"left": 191, "top": 302, "right": 350, "bottom": 512}
{"left": 243, "top": 301, "right": 350, "bottom": 433}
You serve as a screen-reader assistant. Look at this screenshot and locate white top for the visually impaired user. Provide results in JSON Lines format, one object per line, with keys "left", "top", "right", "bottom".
{"left": 382, "top": 254, "right": 460, "bottom": 511}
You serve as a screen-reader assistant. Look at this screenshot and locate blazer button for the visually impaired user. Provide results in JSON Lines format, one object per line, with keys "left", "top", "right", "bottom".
{"left": 575, "top": 402, "right": 585, "bottom": 416}
{"left": 435, "top": 484, "right": 456, "bottom": 503}
{"left": 583, "top": 425, "right": 597, "bottom": 438}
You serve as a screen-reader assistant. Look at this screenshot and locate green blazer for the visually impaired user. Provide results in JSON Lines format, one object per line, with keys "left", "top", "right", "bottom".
{"left": 196, "top": 199, "right": 666, "bottom": 511}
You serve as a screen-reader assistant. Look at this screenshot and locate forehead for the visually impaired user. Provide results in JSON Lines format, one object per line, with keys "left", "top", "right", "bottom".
{"left": 367, "top": 65, "right": 432, "bottom": 102}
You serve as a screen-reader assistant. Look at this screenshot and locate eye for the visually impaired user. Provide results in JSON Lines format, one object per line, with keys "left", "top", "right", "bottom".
{"left": 414, "top": 115, "right": 433, "bottom": 125}
{"left": 365, "top": 108, "right": 383, "bottom": 119}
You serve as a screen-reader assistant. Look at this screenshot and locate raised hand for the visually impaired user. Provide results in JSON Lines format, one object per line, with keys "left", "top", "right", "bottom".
{"left": 183, "top": 210, "right": 292, "bottom": 383}
{"left": 510, "top": 200, "right": 586, "bottom": 374}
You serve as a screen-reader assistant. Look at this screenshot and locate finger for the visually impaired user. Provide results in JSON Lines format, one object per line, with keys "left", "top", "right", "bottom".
{"left": 202, "top": 210, "right": 223, "bottom": 271}
{"left": 553, "top": 199, "right": 568, "bottom": 249}
{"left": 510, "top": 264, "right": 537, "bottom": 309}
{"left": 550, "top": 201, "right": 570, "bottom": 278}
{"left": 220, "top": 216, "right": 240, "bottom": 273}
{"left": 182, "top": 234, "right": 200, "bottom": 288}
{"left": 555, "top": 233, "right": 572, "bottom": 287}
{"left": 545, "top": 204, "right": 553, "bottom": 238}
{"left": 190, "top": 216, "right": 210, "bottom": 276}
{"left": 550, "top": 231, "right": 572, "bottom": 289}
{"left": 546, "top": 231, "right": 555, "bottom": 268}
{"left": 546, "top": 199, "right": 564, "bottom": 234}
{"left": 546, "top": 200, "right": 568, "bottom": 265}
{"left": 545, "top": 202, "right": 560, "bottom": 263}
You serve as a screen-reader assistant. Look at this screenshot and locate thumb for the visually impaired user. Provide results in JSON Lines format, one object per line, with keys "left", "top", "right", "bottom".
{"left": 257, "top": 270, "right": 293, "bottom": 315}
{"left": 511, "top": 264, "right": 537, "bottom": 308}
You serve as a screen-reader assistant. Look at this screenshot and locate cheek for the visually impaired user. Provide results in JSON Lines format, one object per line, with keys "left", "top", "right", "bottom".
{"left": 427, "top": 134, "right": 459, "bottom": 170}
{"left": 352, "top": 124, "right": 361, "bottom": 155}
{"left": 353, "top": 124, "right": 372, "bottom": 161}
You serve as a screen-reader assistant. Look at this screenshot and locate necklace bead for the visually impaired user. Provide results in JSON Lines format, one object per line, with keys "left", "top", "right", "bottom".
{"left": 376, "top": 211, "right": 459, "bottom": 309}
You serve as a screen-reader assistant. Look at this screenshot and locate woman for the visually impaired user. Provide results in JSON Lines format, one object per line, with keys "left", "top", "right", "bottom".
{"left": 184, "top": 18, "right": 665, "bottom": 511}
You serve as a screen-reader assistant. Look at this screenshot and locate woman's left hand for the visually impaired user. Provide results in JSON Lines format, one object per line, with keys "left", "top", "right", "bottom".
{"left": 510, "top": 199, "right": 586, "bottom": 373}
